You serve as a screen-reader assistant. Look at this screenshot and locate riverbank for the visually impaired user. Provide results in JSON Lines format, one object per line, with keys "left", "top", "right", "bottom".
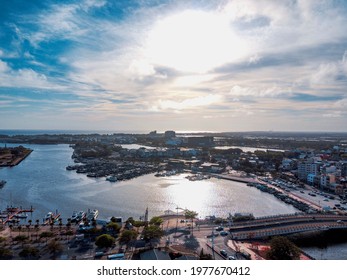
{"left": 0, "top": 146, "right": 33, "bottom": 167}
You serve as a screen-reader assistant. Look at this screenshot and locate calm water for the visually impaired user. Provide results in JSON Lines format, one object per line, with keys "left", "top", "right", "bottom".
{"left": 0, "top": 129, "right": 145, "bottom": 136}
{"left": 303, "top": 244, "right": 347, "bottom": 260}
{"left": 0, "top": 144, "right": 297, "bottom": 222}
{"left": 214, "top": 146, "right": 285, "bottom": 153}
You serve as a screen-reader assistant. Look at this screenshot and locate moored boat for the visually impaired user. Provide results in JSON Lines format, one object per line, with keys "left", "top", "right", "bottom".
{"left": 106, "top": 176, "right": 117, "bottom": 182}
{"left": 0, "top": 212, "right": 8, "bottom": 219}
{"left": 70, "top": 211, "right": 78, "bottom": 222}
{"left": 76, "top": 211, "right": 86, "bottom": 222}
{"left": 14, "top": 213, "right": 28, "bottom": 219}
{"left": 45, "top": 212, "right": 53, "bottom": 220}
{"left": 86, "top": 209, "right": 99, "bottom": 221}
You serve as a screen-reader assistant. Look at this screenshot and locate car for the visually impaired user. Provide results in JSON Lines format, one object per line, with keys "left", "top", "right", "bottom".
{"left": 300, "top": 191, "right": 305, "bottom": 194}
{"left": 228, "top": 255, "right": 236, "bottom": 260}
{"left": 220, "top": 231, "right": 229, "bottom": 236}
{"left": 323, "top": 199, "right": 329, "bottom": 201}
{"left": 215, "top": 226, "right": 224, "bottom": 231}
{"left": 337, "top": 220, "right": 344, "bottom": 224}
{"left": 220, "top": 250, "right": 228, "bottom": 258}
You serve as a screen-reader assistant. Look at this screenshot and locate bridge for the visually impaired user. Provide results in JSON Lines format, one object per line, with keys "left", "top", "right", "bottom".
{"left": 229, "top": 213, "right": 347, "bottom": 240}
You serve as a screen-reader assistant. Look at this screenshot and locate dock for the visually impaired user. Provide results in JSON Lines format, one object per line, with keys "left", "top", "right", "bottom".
{"left": 212, "top": 174, "right": 257, "bottom": 184}
{"left": 1, "top": 206, "right": 34, "bottom": 225}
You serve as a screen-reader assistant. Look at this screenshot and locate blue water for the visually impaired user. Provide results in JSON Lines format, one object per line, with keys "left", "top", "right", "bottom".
{"left": 0, "top": 129, "right": 145, "bottom": 136}
{"left": 0, "top": 144, "right": 297, "bottom": 223}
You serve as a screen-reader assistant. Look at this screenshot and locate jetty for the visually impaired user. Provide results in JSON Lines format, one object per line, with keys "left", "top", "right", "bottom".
{"left": 0, "top": 206, "right": 34, "bottom": 225}
{"left": 212, "top": 173, "right": 257, "bottom": 184}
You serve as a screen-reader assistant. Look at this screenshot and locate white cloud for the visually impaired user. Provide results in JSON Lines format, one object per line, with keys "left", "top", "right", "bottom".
{"left": 4, "top": 0, "right": 346, "bottom": 131}
{"left": 310, "top": 50, "right": 347, "bottom": 85}
{"left": 334, "top": 98, "right": 347, "bottom": 109}
{"left": 0, "top": 60, "right": 60, "bottom": 89}
{"left": 0, "top": 60, "right": 10, "bottom": 72}
{"left": 248, "top": 54, "right": 262, "bottom": 64}
{"left": 143, "top": 10, "right": 249, "bottom": 73}
{"left": 310, "top": 63, "right": 340, "bottom": 85}
{"left": 151, "top": 94, "right": 221, "bottom": 111}
{"left": 323, "top": 112, "right": 343, "bottom": 118}
{"left": 342, "top": 50, "right": 347, "bottom": 75}
{"left": 26, "top": 0, "right": 106, "bottom": 46}
{"left": 229, "top": 85, "right": 290, "bottom": 97}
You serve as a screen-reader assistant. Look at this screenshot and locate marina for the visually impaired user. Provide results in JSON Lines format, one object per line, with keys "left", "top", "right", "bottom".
{"left": 1, "top": 143, "right": 347, "bottom": 260}
{"left": 0, "top": 144, "right": 298, "bottom": 221}
{"left": 0, "top": 206, "right": 34, "bottom": 225}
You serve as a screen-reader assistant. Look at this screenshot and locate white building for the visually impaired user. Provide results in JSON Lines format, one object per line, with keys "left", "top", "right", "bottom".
{"left": 298, "top": 159, "right": 319, "bottom": 181}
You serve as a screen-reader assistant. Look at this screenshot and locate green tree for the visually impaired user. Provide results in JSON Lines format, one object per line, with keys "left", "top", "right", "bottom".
{"left": 199, "top": 248, "right": 213, "bottom": 260}
{"left": 142, "top": 225, "right": 164, "bottom": 241}
{"left": 149, "top": 216, "right": 163, "bottom": 226}
{"left": 184, "top": 210, "right": 198, "bottom": 236}
{"left": 95, "top": 234, "right": 115, "bottom": 248}
{"left": 266, "top": 236, "right": 300, "bottom": 260}
{"left": 119, "top": 230, "right": 138, "bottom": 244}
{"left": 19, "top": 246, "right": 40, "bottom": 259}
{"left": 40, "top": 231, "right": 55, "bottom": 244}
{"left": 106, "top": 222, "right": 121, "bottom": 233}
{"left": 0, "top": 246, "right": 12, "bottom": 260}
{"left": 47, "top": 239, "right": 63, "bottom": 258}
{"left": 13, "top": 235, "right": 28, "bottom": 248}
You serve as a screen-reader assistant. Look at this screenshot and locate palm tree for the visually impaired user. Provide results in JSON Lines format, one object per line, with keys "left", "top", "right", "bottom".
{"left": 17, "top": 225, "right": 22, "bottom": 235}
{"left": 184, "top": 210, "right": 198, "bottom": 236}
{"left": 66, "top": 218, "right": 71, "bottom": 229}
{"left": 50, "top": 220, "right": 54, "bottom": 232}
{"left": 27, "top": 219, "right": 32, "bottom": 239}
{"left": 34, "top": 224, "right": 39, "bottom": 242}
{"left": 8, "top": 224, "right": 13, "bottom": 238}
{"left": 58, "top": 218, "right": 63, "bottom": 238}
{"left": 26, "top": 224, "right": 30, "bottom": 238}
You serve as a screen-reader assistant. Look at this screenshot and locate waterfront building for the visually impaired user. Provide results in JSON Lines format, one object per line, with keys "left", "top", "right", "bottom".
{"left": 320, "top": 174, "right": 335, "bottom": 190}
{"left": 164, "top": 130, "right": 176, "bottom": 139}
{"left": 297, "top": 159, "right": 319, "bottom": 181}
{"left": 307, "top": 174, "right": 316, "bottom": 186}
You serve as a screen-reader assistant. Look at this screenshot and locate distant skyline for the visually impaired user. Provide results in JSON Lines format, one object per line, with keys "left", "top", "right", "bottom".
{"left": 1, "top": 0, "right": 347, "bottom": 132}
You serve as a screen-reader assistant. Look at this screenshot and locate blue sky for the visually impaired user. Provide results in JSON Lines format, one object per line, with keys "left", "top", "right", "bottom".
{"left": 1, "top": 0, "right": 347, "bottom": 132}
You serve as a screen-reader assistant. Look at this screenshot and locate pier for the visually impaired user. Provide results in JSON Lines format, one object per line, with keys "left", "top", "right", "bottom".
{"left": 212, "top": 174, "right": 257, "bottom": 184}
{"left": 0, "top": 206, "right": 34, "bottom": 225}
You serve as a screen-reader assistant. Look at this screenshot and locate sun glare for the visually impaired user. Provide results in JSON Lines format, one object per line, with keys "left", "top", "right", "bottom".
{"left": 144, "top": 10, "right": 248, "bottom": 73}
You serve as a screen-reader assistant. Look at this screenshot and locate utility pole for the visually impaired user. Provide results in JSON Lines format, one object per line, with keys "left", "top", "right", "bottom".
{"left": 211, "top": 227, "right": 215, "bottom": 260}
